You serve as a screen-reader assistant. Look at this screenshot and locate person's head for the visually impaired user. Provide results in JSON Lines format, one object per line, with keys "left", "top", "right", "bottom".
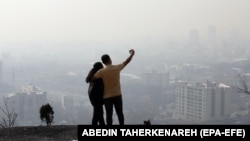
{"left": 86, "top": 62, "right": 103, "bottom": 83}
{"left": 101, "top": 54, "right": 112, "bottom": 65}
{"left": 93, "top": 62, "right": 103, "bottom": 72}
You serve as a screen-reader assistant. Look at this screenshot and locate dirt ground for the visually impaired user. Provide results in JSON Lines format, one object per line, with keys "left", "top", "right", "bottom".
{"left": 0, "top": 125, "right": 78, "bottom": 141}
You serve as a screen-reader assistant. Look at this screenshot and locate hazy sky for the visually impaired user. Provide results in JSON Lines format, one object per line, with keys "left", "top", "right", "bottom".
{"left": 0, "top": 0, "right": 250, "bottom": 43}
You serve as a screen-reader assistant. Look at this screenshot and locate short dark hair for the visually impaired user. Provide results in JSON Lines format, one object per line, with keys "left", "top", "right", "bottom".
{"left": 101, "top": 54, "right": 110, "bottom": 65}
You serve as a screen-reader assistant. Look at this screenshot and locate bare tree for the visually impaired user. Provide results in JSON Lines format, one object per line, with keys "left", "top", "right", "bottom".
{"left": 0, "top": 98, "right": 18, "bottom": 128}
{"left": 236, "top": 74, "right": 250, "bottom": 95}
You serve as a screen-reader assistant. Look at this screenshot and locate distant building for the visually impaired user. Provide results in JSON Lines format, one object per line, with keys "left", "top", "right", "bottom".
{"left": 141, "top": 70, "right": 169, "bottom": 88}
{"left": 207, "top": 26, "right": 217, "bottom": 43}
{"left": 4, "top": 85, "right": 47, "bottom": 126}
{"left": 0, "top": 61, "right": 2, "bottom": 85}
{"left": 174, "top": 81, "right": 232, "bottom": 121}
{"left": 189, "top": 29, "right": 200, "bottom": 46}
{"left": 62, "top": 95, "right": 75, "bottom": 124}
{"left": 62, "top": 95, "right": 74, "bottom": 110}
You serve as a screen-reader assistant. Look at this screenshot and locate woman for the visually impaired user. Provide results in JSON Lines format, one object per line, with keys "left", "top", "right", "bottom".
{"left": 85, "top": 62, "right": 105, "bottom": 125}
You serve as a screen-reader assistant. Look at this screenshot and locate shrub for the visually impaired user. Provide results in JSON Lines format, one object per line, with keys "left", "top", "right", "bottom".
{"left": 39, "top": 103, "right": 54, "bottom": 126}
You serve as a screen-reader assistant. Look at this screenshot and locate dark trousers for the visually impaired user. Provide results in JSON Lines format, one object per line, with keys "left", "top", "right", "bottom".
{"left": 104, "top": 95, "right": 124, "bottom": 125}
{"left": 90, "top": 97, "right": 105, "bottom": 125}
{"left": 92, "top": 104, "right": 105, "bottom": 125}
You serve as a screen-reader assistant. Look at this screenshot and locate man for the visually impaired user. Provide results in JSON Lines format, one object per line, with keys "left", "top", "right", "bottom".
{"left": 93, "top": 49, "right": 135, "bottom": 125}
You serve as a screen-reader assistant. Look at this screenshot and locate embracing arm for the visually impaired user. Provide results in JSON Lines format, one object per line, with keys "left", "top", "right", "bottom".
{"left": 123, "top": 49, "right": 135, "bottom": 67}
{"left": 85, "top": 68, "right": 95, "bottom": 83}
{"left": 89, "top": 70, "right": 101, "bottom": 82}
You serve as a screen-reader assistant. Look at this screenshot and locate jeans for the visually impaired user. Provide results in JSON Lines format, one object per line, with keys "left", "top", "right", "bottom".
{"left": 89, "top": 95, "right": 105, "bottom": 125}
{"left": 104, "top": 95, "right": 124, "bottom": 125}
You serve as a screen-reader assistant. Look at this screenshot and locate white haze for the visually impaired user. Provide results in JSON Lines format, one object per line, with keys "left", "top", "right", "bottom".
{"left": 0, "top": 0, "right": 249, "bottom": 65}
{"left": 0, "top": 0, "right": 250, "bottom": 43}
{"left": 1, "top": 0, "right": 250, "bottom": 125}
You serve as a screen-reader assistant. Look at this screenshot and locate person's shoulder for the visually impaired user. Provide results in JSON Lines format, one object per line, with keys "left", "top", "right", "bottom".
{"left": 94, "top": 68, "right": 104, "bottom": 77}
{"left": 114, "top": 63, "right": 125, "bottom": 70}
{"left": 117, "top": 63, "right": 125, "bottom": 67}
{"left": 112, "top": 63, "right": 124, "bottom": 68}
{"left": 96, "top": 67, "right": 105, "bottom": 72}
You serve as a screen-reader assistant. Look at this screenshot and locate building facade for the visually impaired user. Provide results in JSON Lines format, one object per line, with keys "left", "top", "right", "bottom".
{"left": 175, "top": 81, "right": 232, "bottom": 121}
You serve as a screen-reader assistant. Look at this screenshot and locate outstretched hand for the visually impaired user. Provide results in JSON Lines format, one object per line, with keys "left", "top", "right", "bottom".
{"left": 129, "top": 49, "right": 135, "bottom": 55}
{"left": 123, "top": 49, "right": 135, "bottom": 66}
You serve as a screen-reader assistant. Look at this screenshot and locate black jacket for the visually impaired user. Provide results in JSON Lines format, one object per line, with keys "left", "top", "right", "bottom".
{"left": 88, "top": 78, "right": 104, "bottom": 105}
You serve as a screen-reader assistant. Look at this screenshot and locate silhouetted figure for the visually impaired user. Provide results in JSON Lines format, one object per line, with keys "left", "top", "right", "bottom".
{"left": 143, "top": 119, "right": 151, "bottom": 125}
{"left": 86, "top": 62, "right": 105, "bottom": 125}
{"left": 92, "top": 49, "right": 135, "bottom": 125}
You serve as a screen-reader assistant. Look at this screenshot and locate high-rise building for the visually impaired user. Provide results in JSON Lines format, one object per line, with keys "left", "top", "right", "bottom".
{"left": 4, "top": 85, "right": 47, "bottom": 126}
{"left": 62, "top": 95, "right": 75, "bottom": 124}
{"left": 62, "top": 95, "right": 74, "bottom": 110}
{"left": 0, "top": 61, "right": 2, "bottom": 85}
{"left": 207, "top": 26, "right": 216, "bottom": 43}
{"left": 141, "top": 70, "right": 169, "bottom": 88}
{"left": 174, "top": 81, "right": 232, "bottom": 121}
{"left": 189, "top": 29, "right": 199, "bottom": 45}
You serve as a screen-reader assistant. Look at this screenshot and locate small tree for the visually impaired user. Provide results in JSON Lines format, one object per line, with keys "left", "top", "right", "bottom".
{"left": 39, "top": 103, "right": 54, "bottom": 126}
{"left": 0, "top": 98, "right": 18, "bottom": 128}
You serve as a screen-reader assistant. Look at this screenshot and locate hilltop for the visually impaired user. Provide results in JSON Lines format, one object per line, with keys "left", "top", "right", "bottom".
{"left": 0, "top": 125, "right": 77, "bottom": 141}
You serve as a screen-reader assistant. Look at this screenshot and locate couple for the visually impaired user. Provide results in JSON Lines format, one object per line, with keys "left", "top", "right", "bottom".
{"left": 86, "top": 49, "right": 135, "bottom": 125}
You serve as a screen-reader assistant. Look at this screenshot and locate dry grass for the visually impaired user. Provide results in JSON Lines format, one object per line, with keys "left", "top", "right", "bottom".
{"left": 0, "top": 125, "right": 78, "bottom": 141}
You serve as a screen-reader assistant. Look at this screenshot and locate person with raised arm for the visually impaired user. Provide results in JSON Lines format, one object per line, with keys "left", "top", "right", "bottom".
{"left": 92, "top": 49, "right": 135, "bottom": 125}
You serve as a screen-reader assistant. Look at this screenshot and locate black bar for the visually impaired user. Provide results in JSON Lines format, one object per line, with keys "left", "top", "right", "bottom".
{"left": 78, "top": 125, "right": 250, "bottom": 140}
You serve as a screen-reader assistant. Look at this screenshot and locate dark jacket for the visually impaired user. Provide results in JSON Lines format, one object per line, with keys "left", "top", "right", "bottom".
{"left": 88, "top": 78, "right": 104, "bottom": 105}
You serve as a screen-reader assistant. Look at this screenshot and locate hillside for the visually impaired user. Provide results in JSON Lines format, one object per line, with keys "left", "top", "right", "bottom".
{"left": 0, "top": 125, "right": 77, "bottom": 141}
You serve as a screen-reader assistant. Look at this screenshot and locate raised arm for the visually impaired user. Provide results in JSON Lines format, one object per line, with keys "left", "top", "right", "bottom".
{"left": 123, "top": 49, "right": 135, "bottom": 67}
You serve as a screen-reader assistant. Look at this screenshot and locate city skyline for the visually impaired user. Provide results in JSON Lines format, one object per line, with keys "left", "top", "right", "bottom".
{"left": 1, "top": 0, "right": 250, "bottom": 126}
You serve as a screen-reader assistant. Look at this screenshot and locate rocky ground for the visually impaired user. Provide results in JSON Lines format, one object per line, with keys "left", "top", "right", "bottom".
{"left": 0, "top": 125, "right": 78, "bottom": 141}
